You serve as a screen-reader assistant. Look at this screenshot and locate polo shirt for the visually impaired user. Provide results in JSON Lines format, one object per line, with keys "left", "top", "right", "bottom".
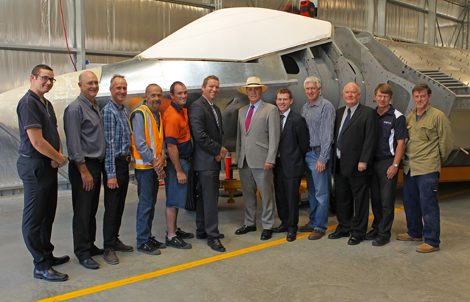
{"left": 375, "top": 105, "right": 407, "bottom": 158}
{"left": 162, "top": 102, "right": 193, "bottom": 159}
{"left": 17, "top": 90, "right": 60, "bottom": 158}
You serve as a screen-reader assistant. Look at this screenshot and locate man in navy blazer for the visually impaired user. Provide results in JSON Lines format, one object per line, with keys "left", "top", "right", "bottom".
{"left": 272, "top": 88, "right": 309, "bottom": 242}
{"left": 188, "top": 75, "right": 228, "bottom": 253}
{"left": 328, "top": 82, "right": 378, "bottom": 245}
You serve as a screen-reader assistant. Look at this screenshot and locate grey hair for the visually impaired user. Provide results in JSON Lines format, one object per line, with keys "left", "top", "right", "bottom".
{"left": 343, "top": 82, "right": 361, "bottom": 94}
{"left": 110, "top": 74, "right": 126, "bottom": 88}
{"left": 304, "top": 76, "right": 322, "bottom": 89}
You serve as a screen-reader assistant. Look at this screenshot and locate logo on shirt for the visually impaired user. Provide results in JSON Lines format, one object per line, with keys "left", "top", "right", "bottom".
{"left": 383, "top": 121, "right": 392, "bottom": 125}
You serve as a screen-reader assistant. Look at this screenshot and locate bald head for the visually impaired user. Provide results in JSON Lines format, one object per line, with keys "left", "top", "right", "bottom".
{"left": 78, "top": 71, "right": 99, "bottom": 102}
{"left": 343, "top": 82, "right": 361, "bottom": 108}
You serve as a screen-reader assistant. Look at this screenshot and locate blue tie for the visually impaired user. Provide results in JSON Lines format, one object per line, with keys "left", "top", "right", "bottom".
{"left": 338, "top": 108, "right": 351, "bottom": 151}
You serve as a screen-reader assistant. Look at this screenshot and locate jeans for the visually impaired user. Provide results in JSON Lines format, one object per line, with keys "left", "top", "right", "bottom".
{"left": 305, "top": 150, "right": 331, "bottom": 232}
{"left": 403, "top": 171, "right": 440, "bottom": 247}
{"left": 165, "top": 159, "right": 190, "bottom": 209}
{"left": 135, "top": 168, "right": 160, "bottom": 247}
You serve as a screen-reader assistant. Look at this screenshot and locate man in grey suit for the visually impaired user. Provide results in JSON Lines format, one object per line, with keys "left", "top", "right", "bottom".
{"left": 189, "top": 75, "right": 228, "bottom": 252}
{"left": 235, "top": 76, "right": 280, "bottom": 240}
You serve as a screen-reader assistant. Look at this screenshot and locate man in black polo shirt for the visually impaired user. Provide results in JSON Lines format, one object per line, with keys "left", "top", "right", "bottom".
{"left": 366, "top": 83, "right": 407, "bottom": 246}
{"left": 17, "top": 64, "right": 69, "bottom": 282}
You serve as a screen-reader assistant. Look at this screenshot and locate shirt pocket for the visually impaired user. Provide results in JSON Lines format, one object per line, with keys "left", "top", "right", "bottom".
{"left": 418, "top": 123, "right": 437, "bottom": 141}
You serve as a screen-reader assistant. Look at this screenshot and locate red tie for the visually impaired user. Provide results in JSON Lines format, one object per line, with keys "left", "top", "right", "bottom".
{"left": 245, "top": 104, "right": 255, "bottom": 133}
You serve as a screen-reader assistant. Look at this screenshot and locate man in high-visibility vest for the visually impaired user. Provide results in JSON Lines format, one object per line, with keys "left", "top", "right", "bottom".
{"left": 130, "top": 84, "right": 167, "bottom": 255}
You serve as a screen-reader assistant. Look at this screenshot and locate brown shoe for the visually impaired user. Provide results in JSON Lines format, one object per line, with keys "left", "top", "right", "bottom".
{"left": 397, "top": 233, "right": 423, "bottom": 241}
{"left": 416, "top": 243, "right": 439, "bottom": 253}
{"left": 308, "top": 229, "right": 325, "bottom": 240}
{"left": 298, "top": 224, "right": 314, "bottom": 232}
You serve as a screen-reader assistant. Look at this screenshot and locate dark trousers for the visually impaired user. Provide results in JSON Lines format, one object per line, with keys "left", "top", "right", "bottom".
{"left": 102, "top": 159, "right": 130, "bottom": 249}
{"left": 17, "top": 156, "right": 58, "bottom": 271}
{"left": 273, "top": 159, "right": 301, "bottom": 232}
{"left": 370, "top": 158, "right": 398, "bottom": 239}
{"left": 69, "top": 159, "right": 102, "bottom": 261}
{"left": 196, "top": 170, "right": 221, "bottom": 239}
{"left": 334, "top": 160, "right": 370, "bottom": 238}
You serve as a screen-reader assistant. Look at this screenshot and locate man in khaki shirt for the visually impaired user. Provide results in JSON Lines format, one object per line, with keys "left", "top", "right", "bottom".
{"left": 398, "top": 83, "right": 454, "bottom": 253}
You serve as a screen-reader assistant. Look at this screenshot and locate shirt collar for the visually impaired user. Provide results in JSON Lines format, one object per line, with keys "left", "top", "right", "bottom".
{"left": 249, "top": 99, "right": 262, "bottom": 109}
{"left": 171, "top": 101, "right": 183, "bottom": 112}
{"left": 308, "top": 95, "right": 324, "bottom": 107}
{"left": 281, "top": 108, "right": 291, "bottom": 118}
{"left": 109, "top": 99, "right": 125, "bottom": 111}
{"left": 79, "top": 93, "right": 99, "bottom": 109}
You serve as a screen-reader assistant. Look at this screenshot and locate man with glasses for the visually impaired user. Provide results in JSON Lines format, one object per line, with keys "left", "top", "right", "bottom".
{"left": 64, "top": 71, "right": 106, "bottom": 269}
{"left": 17, "top": 64, "right": 69, "bottom": 281}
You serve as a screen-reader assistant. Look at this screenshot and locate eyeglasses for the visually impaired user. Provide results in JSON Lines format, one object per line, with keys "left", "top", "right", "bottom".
{"left": 34, "top": 74, "right": 57, "bottom": 83}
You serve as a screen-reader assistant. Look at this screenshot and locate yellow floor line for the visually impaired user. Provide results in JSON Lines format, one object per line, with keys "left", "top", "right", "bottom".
{"left": 36, "top": 188, "right": 470, "bottom": 302}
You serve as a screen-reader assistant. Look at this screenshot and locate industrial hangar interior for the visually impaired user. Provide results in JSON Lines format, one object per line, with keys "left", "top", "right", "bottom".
{"left": 1, "top": 0, "right": 470, "bottom": 301}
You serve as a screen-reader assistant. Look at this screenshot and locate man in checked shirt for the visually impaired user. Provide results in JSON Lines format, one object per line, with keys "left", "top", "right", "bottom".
{"left": 101, "top": 75, "right": 134, "bottom": 265}
{"left": 299, "top": 76, "right": 336, "bottom": 240}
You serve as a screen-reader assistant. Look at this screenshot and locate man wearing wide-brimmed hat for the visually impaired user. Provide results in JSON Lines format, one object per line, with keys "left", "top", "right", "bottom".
{"left": 235, "top": 76, "right": 280, "bottom": 241}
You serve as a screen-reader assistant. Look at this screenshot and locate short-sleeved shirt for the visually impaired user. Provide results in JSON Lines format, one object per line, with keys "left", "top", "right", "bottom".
{"left": 17, "top": 90, "right": 60, "bottom": 158}
{"left": 162, "top": 102, "right": 193, "bottom": 159}
{"left": 375, "top": 105, "right": 408, "bottom": 158}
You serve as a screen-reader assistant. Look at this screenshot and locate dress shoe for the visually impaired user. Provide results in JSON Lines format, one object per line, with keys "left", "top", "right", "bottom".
{"left": 416, "top": 242, "right": 440, "bottom": 253}
{"left": 196, "top": 233, "right": 225, "bottom": 239}
{"left": 286, "top": 231, "right": 297, "bottom": 242}
{"left": 272, "top": 225, "right": 288, "bottom": 233}
{"left": 298, "top": 224, "right": 314, "bottom": 232}
{"left": 89, "top": 245, "right": 104, "bottom": 256}
{"left": 175, "top": 228, "right": 194, "bottom": 239}
{"left": 149, "top": 236, "right": 167, "bottom": 249}
{"left": 79, "top": 258, "right": 100, "bottom": 269}
{"left": 347, "top": 236, "right": 364, "bottom": 246}
{"left": 308, "top": 229, "right": 325, "bottom": 240}
{"left": 328, "top": 231, "right": 349, "bottom": 239}
{"left": 137, "top": 241, "right": 161, "bottom": 255}
{"left": 365, "top": 229, "right": 379, "bottom": 240}
{"left": 372, "top": 236, "right": 390, "bottom": 246}
{"left": 207, "top": 238, "right": 226, "bottom": 252}
{"left": 235, "top": 225, "right": 257, "bottom": 235}
{"left": 103, "top": 248, "right": 119, "bottom": 265}
{"left": 34, "top": 268, "right": 68, "bottom": 282}
{"left": 260, "top": 229, "right": 273, "bottom": 240}
{"left": 397, "top": 233, "right": 423, "bottom": 241}
{"left": 114, "top": 238, "right": 134, "bottom": 252}
{"left": 50, "top": 255, "right": 70, "bottom": 266}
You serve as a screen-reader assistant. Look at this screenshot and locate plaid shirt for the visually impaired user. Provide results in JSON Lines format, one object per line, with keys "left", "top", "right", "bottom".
{"left": 101, "top": 99, "right": 131, "bottom": 178}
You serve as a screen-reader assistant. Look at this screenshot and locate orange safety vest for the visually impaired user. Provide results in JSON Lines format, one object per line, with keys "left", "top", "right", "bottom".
{"left": 130, "top": 105, "right": 164, "bottom": 169}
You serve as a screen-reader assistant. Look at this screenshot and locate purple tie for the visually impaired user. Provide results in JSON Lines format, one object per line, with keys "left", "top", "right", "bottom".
{"left": 245, "top": 104, "right": 255, "bottom": 133}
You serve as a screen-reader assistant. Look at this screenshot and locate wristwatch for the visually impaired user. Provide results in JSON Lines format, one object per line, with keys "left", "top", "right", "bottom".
{"left": 392, "top": 163, "right": 398, "bottom": 168}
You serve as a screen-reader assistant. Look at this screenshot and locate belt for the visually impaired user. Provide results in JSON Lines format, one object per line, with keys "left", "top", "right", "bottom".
{"left": 84, "top": 157, "right": 103, "bottom": 163}
{"left": 374, "top": 155, "right": 394, "bottom": 161}
{"left": 116, "top": 156, "right": 131, "bottom": 162}
{"left": 308, "top": 146, "right": 321, "bottom": 152}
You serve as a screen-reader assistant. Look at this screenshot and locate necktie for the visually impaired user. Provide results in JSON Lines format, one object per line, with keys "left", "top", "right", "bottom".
{"left": 280, "top": 114, "right": 285, "bottom": 133}
{"left": 245, "top": 104, "right": 255, "bottom": 133}
{"left": 337, "top": 108, "right": 351, "bottom": 151}
{"left": 210, "top": 105, "right": 219, "bottom": 127}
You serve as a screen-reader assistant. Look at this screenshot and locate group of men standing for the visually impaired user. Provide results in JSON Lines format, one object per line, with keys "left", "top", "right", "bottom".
{"left": 16, "top": 64, "right": 455, "bottom": 283}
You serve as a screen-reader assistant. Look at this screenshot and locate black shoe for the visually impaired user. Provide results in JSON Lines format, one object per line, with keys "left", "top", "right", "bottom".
{"left": 166, "top": 236, "right": 192, "bottom": 249}
{"left": 272, "top": 225, "right": 288, "bottom": 233}
{"left": 79, "top": 258, "right": 100, "bottom": 269}
{"left": 235, "top": 225, "right": 257, "bottom": 235}
{"left": 50, "top": 255, "right": 70, "bottom": 266}
{"left": 114, "top": 238, "right": 133, "bottom": 252}
{"left": 89, "top": 245, "right": 104, "bottom": 256}
{"left": 347, "top": 236, "right": 364, "bottom": 246}
{"left": 34, "top": 268, "right": 68, "bottom": 282}
{"left": 196, "top": 233, "right": 225, "bottom": 239}
{"left": 176, "top": 228, "right": 194, "bottom": 239}
{"left": 102, "top": 248, "right": 119, "bottom": 265}
{"left": 372, "top": 236, "right": 390, "bottom": 246}
{"left": 286, "top": 231, "right": 297, "bottom": 242}
{"left": 260, "top": 229, "right": 273, "bottom": 240}
{"left": 149, "top": 236, "right": 166, "bottom": 249}
{"left": 207, "top": 238, "right": 226, "bottom": 252}
{"left": 365, "top": 229, "right": 379, "bottom": 240}
{"left": 328, "top": 231, "right": 350, "bottom": 239}
{"left": 137, "top": 241, "right": 161, "bottom": 255}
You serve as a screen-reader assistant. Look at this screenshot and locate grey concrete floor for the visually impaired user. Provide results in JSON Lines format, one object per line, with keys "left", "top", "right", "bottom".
{"left": 1, "top": 180, "right": 470, "bottom": 302}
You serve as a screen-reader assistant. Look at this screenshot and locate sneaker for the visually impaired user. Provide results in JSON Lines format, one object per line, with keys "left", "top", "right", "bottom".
{"left": 397, "top": 233, "right": 423, "bottom": 241}
{"left": 416, "top": 243, "right": 439, "bottom": 253}
{"left": 308, "top": 229, "right": 325, "bottom": 240}
{"left": 149, "top": 236, "right": 167, "bottom": 249}
{"left": 114, "top": 238, "right": 133, "bottom": 252}
{"left": 102, "top": 248, "right": 119, "bottom": 265}
{"left": 166, "top": 236, "right": 192, "bottom": 249}
{"left": 137, "top": 241, "right": 161, "bottom": 255}
{"left": 176, "top": 228, "right": 194, "bottom": 239}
